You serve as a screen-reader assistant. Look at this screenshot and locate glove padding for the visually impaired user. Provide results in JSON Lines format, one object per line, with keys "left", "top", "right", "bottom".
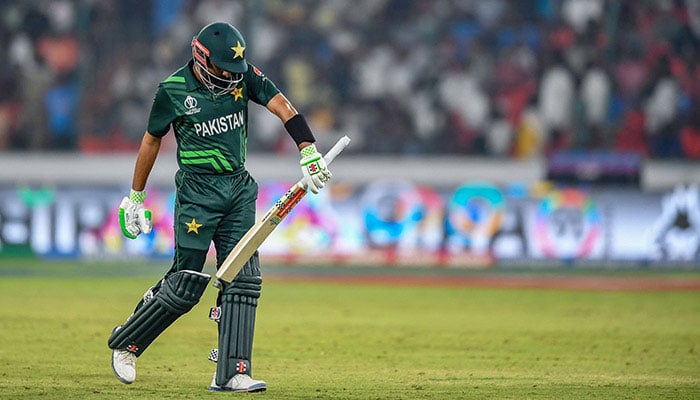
{"left": 119, "top": 191, "right": 153, "bottom": 239}
{"left": 300, "top": 144, "right": 332, "bottom": 194}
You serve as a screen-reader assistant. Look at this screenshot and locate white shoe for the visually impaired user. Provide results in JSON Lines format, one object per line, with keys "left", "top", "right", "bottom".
{"left": 209, "top": 374, "right": 267, "bottom": 393}
{"left": 111, "top": 349, "right": 137, "bottom": 384}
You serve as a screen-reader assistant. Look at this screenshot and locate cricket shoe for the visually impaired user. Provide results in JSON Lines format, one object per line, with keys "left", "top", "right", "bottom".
{"left": 110, "top": 326, "right": 136, "bottom": 384}
{"left": 209, "top": 374, "right": 267, "bottom": 393}
{"left": 112, "top": 349, "right": 137, "bottom": 384}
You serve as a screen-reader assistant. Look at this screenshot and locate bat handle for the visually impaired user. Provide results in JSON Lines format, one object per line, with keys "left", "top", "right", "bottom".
{"left": 323, "top": 135, "right": 351, "bottom": 165}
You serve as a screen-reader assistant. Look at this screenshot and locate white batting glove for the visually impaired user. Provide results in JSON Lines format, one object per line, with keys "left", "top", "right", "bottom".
{"left": 300, "top": 143, "right": 332, "bottom": 194}
{"left": 119, "top": 189, "right": 153, "bottom": 239}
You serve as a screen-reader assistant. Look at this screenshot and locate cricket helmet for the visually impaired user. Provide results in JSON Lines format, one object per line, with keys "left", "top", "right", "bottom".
{"left": 192, "top": 22, "right": 248, "bottom": 95}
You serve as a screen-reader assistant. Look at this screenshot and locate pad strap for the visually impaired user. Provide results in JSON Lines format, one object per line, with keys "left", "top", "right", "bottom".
{"left": 108, "top": 270, "right": 210, "bottom": 356}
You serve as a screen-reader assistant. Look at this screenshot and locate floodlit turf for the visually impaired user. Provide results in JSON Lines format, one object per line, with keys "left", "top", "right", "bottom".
{"left": 0, "top": 262, "right": 698, "bottom": 399}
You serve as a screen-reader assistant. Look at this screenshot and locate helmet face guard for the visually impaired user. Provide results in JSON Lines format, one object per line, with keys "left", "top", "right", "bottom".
{"left": 192, "top": 38, "right": 244, "bottom": 96}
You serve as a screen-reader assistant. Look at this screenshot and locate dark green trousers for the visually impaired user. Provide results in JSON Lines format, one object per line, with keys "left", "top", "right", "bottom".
{"left": 116, "top": 169, "right": 262, "bottom": 363}
{"left": 131, "top": 168, "right": 259, "bottom": 313}
{"left": 170, "top": 168, "right": 258, "bottom": 274}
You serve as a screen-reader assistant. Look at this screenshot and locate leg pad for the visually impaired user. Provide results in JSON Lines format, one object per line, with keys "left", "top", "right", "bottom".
{"left": 108, "top": 270, "right": 210, "bottom": 356}
{"left": 215, "top": 255, "right": 262, "bottom": 386}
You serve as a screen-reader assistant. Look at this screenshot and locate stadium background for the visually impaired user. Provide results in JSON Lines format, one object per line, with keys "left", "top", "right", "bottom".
{"left": 1, "top": 0, "right": 700, "bottom": 269}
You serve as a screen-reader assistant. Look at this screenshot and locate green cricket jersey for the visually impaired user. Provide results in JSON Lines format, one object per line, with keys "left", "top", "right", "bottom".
{"left": 147, "top": 60, "right": 281, "bottom": 174}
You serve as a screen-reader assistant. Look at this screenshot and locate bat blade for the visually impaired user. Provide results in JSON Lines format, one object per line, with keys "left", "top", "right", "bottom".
{"left": 215, "top": 182, "right": 306, "bottom": 284}
{"left": 214, "top": 135, "right": 350, "bottom": 287}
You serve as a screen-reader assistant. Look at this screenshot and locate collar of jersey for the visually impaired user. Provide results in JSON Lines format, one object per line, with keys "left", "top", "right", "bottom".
{"left": 184, "top": 60, "right": 205, "bottom": 92}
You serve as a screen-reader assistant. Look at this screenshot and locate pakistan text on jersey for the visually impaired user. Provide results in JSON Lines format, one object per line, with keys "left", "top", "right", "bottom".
{"left": 194, "top": 111, "right": 245, "bottom": 137}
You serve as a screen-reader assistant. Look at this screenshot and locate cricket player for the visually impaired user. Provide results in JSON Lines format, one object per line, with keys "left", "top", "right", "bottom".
{"left": 108, "top": 22, "right": 332, "bottom": 392}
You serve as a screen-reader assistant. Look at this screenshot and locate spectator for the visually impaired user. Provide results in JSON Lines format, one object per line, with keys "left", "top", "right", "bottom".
{"left": 538, "top": 51, "right": 575, "bottom": 143}
{"left": 614, "top": 103, "right": 649, "bottom": 156}
{"left": 44, "top": 73, "right": 80, "bottom": 150}
{"left": 437, "top": 58, "right": 491, "bottom": 154}
{"left": 580, "top": 60, "right": 611, "bottom": 128}
{"left": 485, "top": 107, "right": 514, "bottom": 156}
{"left": 562, "top": 0, "right": 603, "bottom": 34}
{"left": 514, "top": 96, "right": 546, "bottom": 158}
{"left": 0, "top": 0, "right": 699, "bottom": 160}
{"left": 680, "top": 107, "right": 700, "bottom": 159}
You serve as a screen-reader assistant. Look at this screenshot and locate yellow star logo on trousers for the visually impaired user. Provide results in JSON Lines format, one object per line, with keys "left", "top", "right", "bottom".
{"left": 185, "top": 218, "right": 202, "bottom": 234}
{"left": 231, "top": 86, "right": 243, "bottom": 100}
{"left": 231, "top": 41, "right": 245, "bottom": 59}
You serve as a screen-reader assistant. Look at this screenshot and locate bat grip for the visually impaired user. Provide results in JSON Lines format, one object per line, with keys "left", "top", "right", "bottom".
{"left": 323, "top": 135, "right": 351, "bottom": 165}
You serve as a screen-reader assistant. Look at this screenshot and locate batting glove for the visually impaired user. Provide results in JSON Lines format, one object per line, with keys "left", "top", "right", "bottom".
{"left": 300, "top": 143, "right": 332, "bottom": 194}
{"left": 119, "top": 189, "right": 153, "bottom": 239}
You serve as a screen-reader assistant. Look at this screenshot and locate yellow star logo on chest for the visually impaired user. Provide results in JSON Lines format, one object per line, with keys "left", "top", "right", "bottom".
{"left": 230, "top": 86, "right": 243, "bottom": 100}
{"left": 185, "top": 218, "right": 202, "bottom": 234}
{"left": 231, "top": 41, "right": 245, "bottom": 59}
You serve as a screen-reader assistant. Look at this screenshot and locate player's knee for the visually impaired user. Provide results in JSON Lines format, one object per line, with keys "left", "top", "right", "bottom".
{"left": 223, "top": 275, "right": 262, "bottom": 298}
{"left": 160, "top": 269, "right": 212, "bottom": 313}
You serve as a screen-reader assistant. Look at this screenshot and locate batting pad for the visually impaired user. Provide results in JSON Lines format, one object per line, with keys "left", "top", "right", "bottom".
{"left": 108, "top": 270, "right": 210, "bottom": 356}
{"left": 215, "top": 256, "right": 262, "bottom": 386}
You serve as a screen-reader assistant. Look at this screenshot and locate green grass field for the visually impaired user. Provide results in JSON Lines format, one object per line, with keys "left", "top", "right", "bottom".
{"left": 0, "top": 261, "right": 699, "bottom": 399}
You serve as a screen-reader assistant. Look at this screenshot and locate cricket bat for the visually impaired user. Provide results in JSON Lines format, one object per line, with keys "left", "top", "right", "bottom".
{"left": 214, "top": 135, "right": 351, "bottom": 287}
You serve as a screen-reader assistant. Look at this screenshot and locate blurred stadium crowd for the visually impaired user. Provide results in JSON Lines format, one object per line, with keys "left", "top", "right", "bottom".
{"left": 1, "top": 0, "right": 700, "bottom": 159}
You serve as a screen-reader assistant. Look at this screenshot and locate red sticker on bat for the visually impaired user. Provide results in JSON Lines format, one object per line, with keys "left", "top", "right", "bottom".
{"left": 275, "top": 187, "right": 307, "bottom": 219}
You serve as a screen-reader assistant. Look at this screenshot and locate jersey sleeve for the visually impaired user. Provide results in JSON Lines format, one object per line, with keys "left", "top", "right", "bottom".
{"left": 245, "top": 64, "right": 281, "bottom": 106}
{"left": 146, "top": 84, "right": 178, "bottom": 137}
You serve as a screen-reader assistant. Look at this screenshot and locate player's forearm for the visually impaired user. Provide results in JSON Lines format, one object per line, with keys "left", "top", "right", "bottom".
{"left": 266, "top": 93, "right": 317, "bottom": 151}
{"left": 131, "top": 132, "right": 162, "bottom": 191}
{"left": 266, "top": 93, "right": 297, "bottom": 123}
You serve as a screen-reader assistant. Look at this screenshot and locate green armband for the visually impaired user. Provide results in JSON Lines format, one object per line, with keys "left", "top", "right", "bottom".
{"left": 130, "top": 189, "right": 146, "bottom": 203}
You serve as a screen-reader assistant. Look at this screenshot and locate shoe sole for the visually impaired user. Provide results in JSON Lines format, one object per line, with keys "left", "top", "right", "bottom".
{"left": 208, "top": 385, "right": 267, "bottom": 393}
